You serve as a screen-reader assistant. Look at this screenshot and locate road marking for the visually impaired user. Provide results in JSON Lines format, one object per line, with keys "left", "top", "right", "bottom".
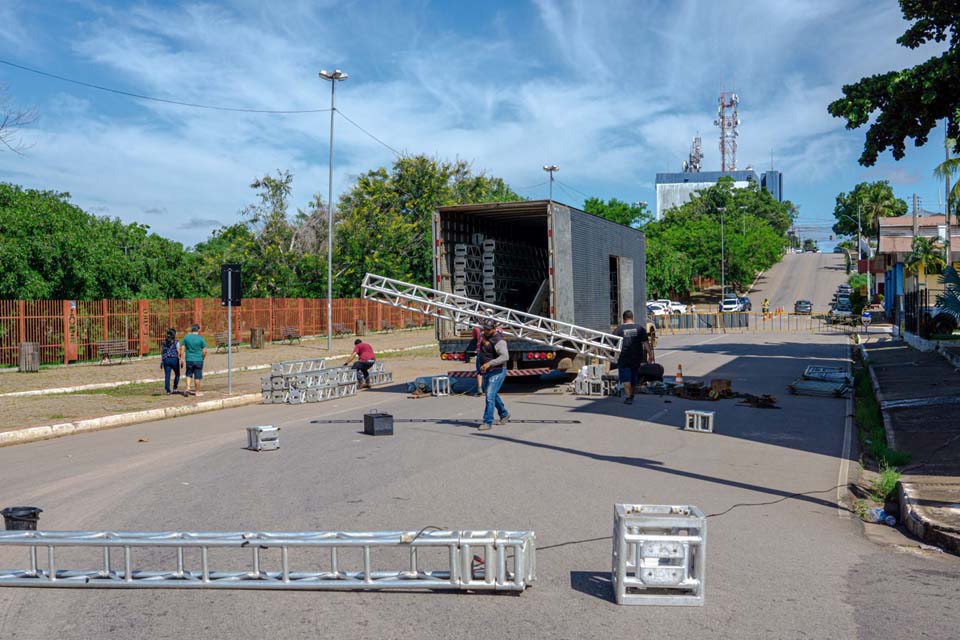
{"left": 838, "top": 348, "right": 853, "bottom": 519}
{"left": 647, "top": 408, "right": 669, "bottom": 423}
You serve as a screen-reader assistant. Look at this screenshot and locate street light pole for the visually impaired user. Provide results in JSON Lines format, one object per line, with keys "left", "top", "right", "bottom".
{"left": 543, "top": 165, "right": 559, "bottom": 202}
{"left": 718, "top": 207, "right": 726, "bottom": 297}
{"left": 319, "top": 69, "right": 348, "bottom": 351}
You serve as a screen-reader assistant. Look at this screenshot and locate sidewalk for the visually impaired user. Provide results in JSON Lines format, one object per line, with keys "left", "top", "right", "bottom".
{"left": 862, "top": 338, "right": 960, "bottom": 553}
{"left": 0, "top": 329, "right": 446, "bottom": 434}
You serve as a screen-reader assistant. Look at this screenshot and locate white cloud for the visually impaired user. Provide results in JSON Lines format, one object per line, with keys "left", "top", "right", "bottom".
{"left": 0, "top": 0, "right": 951, "bottom": 245}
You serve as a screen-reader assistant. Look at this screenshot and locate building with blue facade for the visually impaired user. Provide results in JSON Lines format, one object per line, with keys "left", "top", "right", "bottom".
{"left": 655, "top": 170, "right": 783, "bottom": 220}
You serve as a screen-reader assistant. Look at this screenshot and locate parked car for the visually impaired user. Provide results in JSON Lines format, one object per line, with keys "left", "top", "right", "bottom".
{"left": 830, "top": 302, "right": 853, "bottom": 320}
{"left": 737, "top": 297, "right": 752, "bottom": 312}
{"left": 646, "top": 302, "right": 670, "bottom": 317}
{"left": 794, "top": 300, "right": 813, "bottom": 314}
{"left": 838, "top": 284, "right": 852, "bottom": 292}
{"left": 718, "top": 297, "right": 740, "bottom": 313}
{"left": 833, "top": 247, "right": 845, "bottom": 254}
{"left": 655, "top": 299, "right": 688, "bottom": 314}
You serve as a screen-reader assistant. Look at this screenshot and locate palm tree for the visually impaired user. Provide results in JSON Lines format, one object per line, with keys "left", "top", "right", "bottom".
{"left": 905, "top": 236, "right": 946, "bottom": 277}
{"left": 932, "top": 138, "right": 960, "bottom": 212}
{"left": 938, "top": 265, "right": 960, "bottom": 321}
{"left": 860, "top": 182, "right": 903, "bottom": 237}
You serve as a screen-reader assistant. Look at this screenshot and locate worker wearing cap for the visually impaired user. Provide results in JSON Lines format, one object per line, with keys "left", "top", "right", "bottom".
{"left": 477, "top": 319, "right": 510, "bottom": 430}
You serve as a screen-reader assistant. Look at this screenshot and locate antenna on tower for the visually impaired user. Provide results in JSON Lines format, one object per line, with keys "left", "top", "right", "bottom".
{"left": 714, "top": 90, "right": 740, "bottom": 171}
{"left": 682, "top": 134, "right": 703, "bottom": 173}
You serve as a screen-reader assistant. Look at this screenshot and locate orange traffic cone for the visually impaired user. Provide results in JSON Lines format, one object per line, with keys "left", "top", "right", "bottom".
{"left": 675, "top": 364, "right": 684, "bottom": 385}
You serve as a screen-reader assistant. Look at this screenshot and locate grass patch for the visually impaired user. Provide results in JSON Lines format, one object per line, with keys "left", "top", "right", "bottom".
{"left": 853, "top": 363, "right": 911, "bottom": 468}
{"left": 66, "top": 381, "right": 162, "bottom": 398}
{"left": 47, "top": 413, "right": 66, "bottom": 420}
{"left": 870, "top": 464, "right": 901, "bottom": 502}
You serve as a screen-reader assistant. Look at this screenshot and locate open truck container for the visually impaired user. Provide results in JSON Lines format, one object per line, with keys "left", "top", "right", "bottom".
{"left": 432, "top": 200, "right": 646, "bottom": 374}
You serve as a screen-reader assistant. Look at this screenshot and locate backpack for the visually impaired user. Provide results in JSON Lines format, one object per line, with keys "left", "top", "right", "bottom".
{"left": 162, "top": 340, "right": 179, "bottom": 360}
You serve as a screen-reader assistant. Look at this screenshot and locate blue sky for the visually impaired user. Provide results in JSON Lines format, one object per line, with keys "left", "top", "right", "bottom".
{"left": 0, "top": 0, "right": 952, "bottom": 247}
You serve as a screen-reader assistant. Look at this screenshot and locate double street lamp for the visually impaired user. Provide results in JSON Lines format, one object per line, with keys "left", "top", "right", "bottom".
{"left": 838, "top": 205, "right": 871, "bottom": 300}
{"left": 543, "top": 165, "right": 559, "bottom": 202}
{"left": 319, "top": 68, "right": 348, "bottom": 351}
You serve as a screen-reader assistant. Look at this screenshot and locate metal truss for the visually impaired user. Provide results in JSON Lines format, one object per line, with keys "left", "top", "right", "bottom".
{"left": 361, "top": 273, "right": 621, "bottom": 361}
{"left": 0, "top": 529, "right": 536, "bottom": 592}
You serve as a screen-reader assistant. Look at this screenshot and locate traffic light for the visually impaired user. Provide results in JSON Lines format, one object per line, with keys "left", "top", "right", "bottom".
{"left": 829, "top": 235, "right": 834, "bottom": 241}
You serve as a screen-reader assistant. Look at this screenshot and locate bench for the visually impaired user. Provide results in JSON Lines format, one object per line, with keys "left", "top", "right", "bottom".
{"left": 281, "top": 326, "right": 301, "bottom": 344}
{"left": 97, "top": 339, "right": 137, "bottom": 365}
{"left": 214, "top": 331, "right": 239, "bottom": 353}
{"left": 332, "top": 323, "right": 351, "bottom": 337}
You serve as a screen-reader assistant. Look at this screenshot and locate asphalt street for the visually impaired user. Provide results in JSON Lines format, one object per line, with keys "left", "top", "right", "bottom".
{"left": 0, "top": 256, "right": 956, "bottom": 639}
{"left": 0, "top": 327, "right": 957, "bottom": 639}
{"left": 749, "top": 251, "right": 848, "bottom": 314}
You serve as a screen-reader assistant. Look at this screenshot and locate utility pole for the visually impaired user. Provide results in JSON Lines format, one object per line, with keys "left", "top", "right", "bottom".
{"left": 319, "top": 69, "right": 348, "bottom": 351}
{"left": 543, "top": 165, "right": 559, "bottom": 202}
{"left": 947, "top": 131, "right": 953, "bottom": 267}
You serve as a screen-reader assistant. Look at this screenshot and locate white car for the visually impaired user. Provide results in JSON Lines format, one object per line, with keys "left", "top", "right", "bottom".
{"left": 646, "top": 302, "right": 670, "bottom": 316}
{"left": 655, "top": 299, "right": 688, "bottom": 314}
{"left": 718, "top": 297, "right": 740, "bottom": 313}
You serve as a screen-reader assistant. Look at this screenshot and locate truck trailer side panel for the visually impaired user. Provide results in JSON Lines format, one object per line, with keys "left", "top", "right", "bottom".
{"left": 566, "top": 206, "right": 647, "bottom": 330}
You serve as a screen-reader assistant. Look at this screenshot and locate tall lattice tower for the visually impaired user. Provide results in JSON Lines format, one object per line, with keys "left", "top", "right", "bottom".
{"left": 682, "top": 135, "right": 703, "bottom": 173}
{"left": 714, "top": 91, "right": 740, "bottom": 171}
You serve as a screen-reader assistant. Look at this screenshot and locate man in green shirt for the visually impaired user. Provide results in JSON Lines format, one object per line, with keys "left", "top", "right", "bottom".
{"left": 179, "top": 324, "right": 207, "bottom": 396}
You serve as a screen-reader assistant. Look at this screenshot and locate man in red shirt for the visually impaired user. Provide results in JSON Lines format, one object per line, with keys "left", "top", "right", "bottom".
{"left": 344, "top": 339, "right": 377, "bottom": 388}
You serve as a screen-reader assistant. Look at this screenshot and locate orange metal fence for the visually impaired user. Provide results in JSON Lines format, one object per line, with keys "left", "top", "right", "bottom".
{"left": 0, "top": 298, "right": 431, "bottom": 366}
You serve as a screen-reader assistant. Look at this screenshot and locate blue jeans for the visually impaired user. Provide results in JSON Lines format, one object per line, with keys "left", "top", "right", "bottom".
{"left": 162, "top": 357, "right": 180, "bottom": 393}
{"left": 482, "top": 369, "right": 508, "bottom": 425}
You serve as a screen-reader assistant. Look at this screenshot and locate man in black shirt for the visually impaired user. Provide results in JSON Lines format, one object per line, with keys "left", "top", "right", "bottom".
{"left": 612, "top": 310, "right": 652, "bottom": 405}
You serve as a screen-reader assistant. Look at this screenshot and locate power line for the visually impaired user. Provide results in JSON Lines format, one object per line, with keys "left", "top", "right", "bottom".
{"left": 336, "top": 110, "right": 403, "bottom": 157}
{"left": 513, "top": 181, "right": 547, "bottom": 192}
{"left": 0, "top": 58, "right": 331, "bottom": 114}
{"left": 553, "top": 178, "right": 592, "bottom": 200}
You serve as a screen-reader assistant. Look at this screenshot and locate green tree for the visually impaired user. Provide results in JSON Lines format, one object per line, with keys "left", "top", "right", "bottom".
{"left": 583, "top": 198, "right": 652, "bottom": 228}
{"left": 832, "top": 181, "right": 908, "bottom": 238}
{"left": 933, "top": 138, "right": 959, "bottom": 217}
{"left": 334, "top": 155, "right": 521, "bottom": 296}
{"left": 644, "top": 239, "right": 692, "bottom": 298}
{"left": 0, "top": 183, "right": 202, "bottom": 299}
{"left": 802, "top": 239, "right": 817, "bottom": 252}
{"left": 828, "top": 1, "right": 960, "bottom": 165}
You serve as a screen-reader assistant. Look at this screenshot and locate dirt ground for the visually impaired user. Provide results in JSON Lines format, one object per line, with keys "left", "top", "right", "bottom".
{"left": 0, "top": 329, "right": 471, "bottom": 433}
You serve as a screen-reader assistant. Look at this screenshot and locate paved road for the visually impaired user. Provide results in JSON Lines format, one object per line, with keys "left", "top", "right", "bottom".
{"left": 0, "top": 331, "right": 956, "bottom": 639}
{"left": 749, "top": 252, "right": 848, "bottom": 314}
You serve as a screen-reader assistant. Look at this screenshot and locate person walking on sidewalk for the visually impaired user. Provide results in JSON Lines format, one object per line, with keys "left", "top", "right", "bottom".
{"left": 160, "top": 328, "right": 181, "bottom": 395}
{"left": 478, "top": 319, "right": 510, "bottom": 430}
{"left": 179, "top": 324, "right": 207, "bottom": 397}
{"left": 345, "top": 339, "right": 377, "bottom": 388}
{"left": 613, "top": 310, "right": 650, "bottom": 405}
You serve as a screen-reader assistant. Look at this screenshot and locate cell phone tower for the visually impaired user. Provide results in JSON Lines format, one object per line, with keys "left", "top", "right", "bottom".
{"left": 681, "top": 135, "right": 703, "bottom": 173}
{"left": 714, "top": 91, "right": 740, "bottom": 171}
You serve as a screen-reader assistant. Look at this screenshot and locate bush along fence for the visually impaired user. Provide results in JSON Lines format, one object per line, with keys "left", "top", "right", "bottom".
{"left": 0, "top": 298, "right": 432, "bottom": 367}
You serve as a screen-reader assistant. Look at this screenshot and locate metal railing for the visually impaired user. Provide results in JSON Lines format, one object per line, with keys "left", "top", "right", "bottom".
{"left": 650, "top": 312, "right": 864, "bottom": 335}
{"left": 361, "top": 273, "right": 622, "bottom": 361}
{"left": 0, "top": 529, "right": 536, "bottom": 592}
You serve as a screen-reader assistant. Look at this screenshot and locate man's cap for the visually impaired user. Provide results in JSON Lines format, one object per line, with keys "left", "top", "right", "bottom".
{"left": 481, "top": 319, "right": 497, "bottom": 330}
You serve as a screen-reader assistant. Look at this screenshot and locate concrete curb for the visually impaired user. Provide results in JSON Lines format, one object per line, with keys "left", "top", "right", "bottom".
{"left": 859, "top": 343, "right": 897, "bottom": 450}
{"left": 0, "top": 393, "right": 263, "bottom": 448}
{"left": 898, "top": 482, "right": 960, "bottom": 555}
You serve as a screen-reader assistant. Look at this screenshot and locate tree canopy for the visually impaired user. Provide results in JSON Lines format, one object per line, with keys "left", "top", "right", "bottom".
{"left": 585, "top": 177, "right": 795, "bottom": 298}
{"left": 582, "top": 198, "right": 651, "bottom": 228}
{"left": 832, "top": 181, "right": 908, "bottom": 238}
{"left": 828, "top": 0, "right": 960, "bottom": 165}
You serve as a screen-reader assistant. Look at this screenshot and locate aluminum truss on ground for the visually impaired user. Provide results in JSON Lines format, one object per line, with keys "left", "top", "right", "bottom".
{"left": 0, "top": 529, "right": 536, "bottom": 592}
{"left": 361, "top": 273, "right": 622, "bottom": 361}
